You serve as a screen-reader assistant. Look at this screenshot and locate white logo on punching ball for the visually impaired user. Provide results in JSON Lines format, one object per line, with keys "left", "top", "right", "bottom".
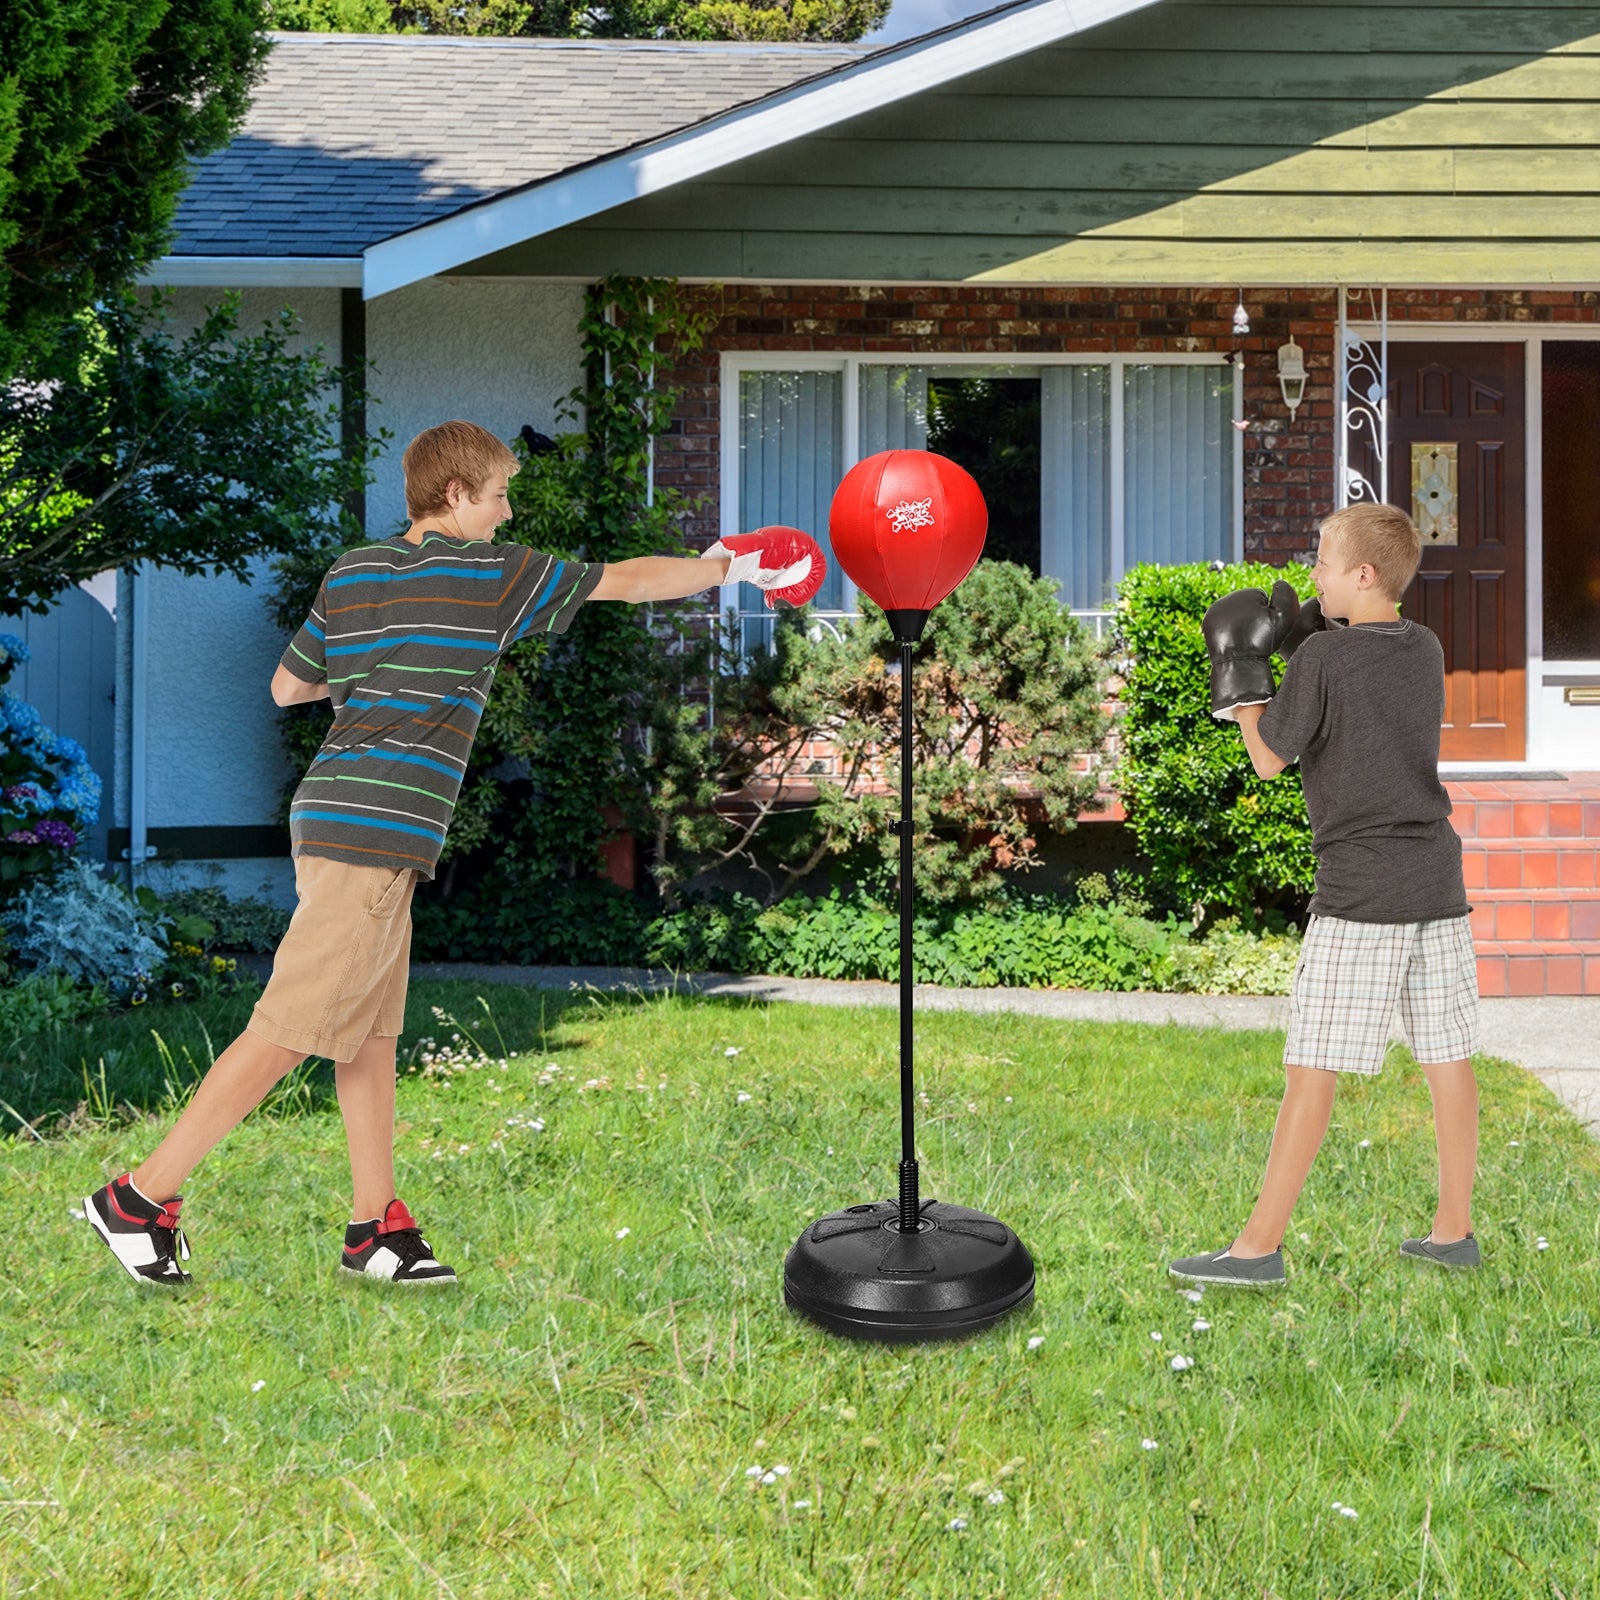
{"left": 887, "top": 498, "right": 935, "bottom": 534}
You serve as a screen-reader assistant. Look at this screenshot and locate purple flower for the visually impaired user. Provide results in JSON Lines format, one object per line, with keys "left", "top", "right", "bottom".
{"left": 4, "top": 784, "right": 40, "bottom": 802}
{"left": 4, "top": 829, "right": 39, "bottom": 845}
{"left": 35, "top": 820, "right": 77, "bottom": 849}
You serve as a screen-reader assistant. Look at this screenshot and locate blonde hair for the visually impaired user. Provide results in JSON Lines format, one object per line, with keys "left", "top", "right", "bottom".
{"left": 1317, "top": 503, "right": 1422, "bottom": 601}
{"left": 402, "top": 421, "right": 519, "bottom": 519}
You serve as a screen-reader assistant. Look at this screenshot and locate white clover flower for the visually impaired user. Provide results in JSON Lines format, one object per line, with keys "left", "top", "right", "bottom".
{"left": 794, "top": 1499, "right": 811, "bottom": 1510}
{"left": 745, "top": 1466, "right": 764, "bottom": 1479}
{"left": 1298, "top": 1232, "right": 1311, "bottom": 1243}
{"left": 69, "top": 1207, "right": 85, "bottom": 1220}
{"left": 986, "top": 1490, "right": 1006, "bottom": 1505}
{"left": 736, "top": 1092, "right": 753, "bottom": 1104}
{"left": 1192, "top": 1318, "right": 1211, "bottom": 1333}
{"left": 1150, "top": 1331, "right": 1162, "bottom": 1342}
{"left": 947, "top": 1517, "right": 968, "bottom": 1532}
{"left": 1358, "top": 1139, "right": 1371, "bottom": 1148}
{"left": 616, "top": 1227, "right": 631, "bottom": 1239}
{"left": 772, "top": 1464, "right": 790, "bottom": 1477}
{"left": 1509, "top": 1140, "right": 1520, "bottom": 1147}
{"left": 251, "top": 1380, "right": 266, "bottom": 1393}
{"left": 1141, "top": 1439, "right": 1158, "bottom": 1451}
{"left": 531, "top": 1118, "right": 546, "bottom": 1132}
{"left": 1537, "top": 1237, "right": 1549, "bottom": 1251}
{"left": 1340, "top": 1506, "right": 1358, "bottom": 1520}
{"left": 724, "top": 1047, "right": 742, "bottom": 1058}
{"left": 1182, "top": 1289, "right": 1204, "bottom": 1303}
{"left": 1004, "top": 1095, "right": 1013, "bottom": 1103}
{"left": 761, "top": 1471, "right": 778, "bottom": 1485}
{"left": 1027, "top": 1335, "right": 1045, "bottom": 1350}
{"left": 1170, "top": 1355, "right": 1193, "bottom": 1372}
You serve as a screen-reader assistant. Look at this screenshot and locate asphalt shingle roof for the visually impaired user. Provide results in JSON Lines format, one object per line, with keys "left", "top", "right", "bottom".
{"left": 173, "top": 32, "right": 870, "bottom": 258}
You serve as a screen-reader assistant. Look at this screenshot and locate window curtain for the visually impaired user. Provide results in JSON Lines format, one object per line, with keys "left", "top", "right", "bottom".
{"left": 1122, "top": 363, "right": 1234, "bottom": 569}
{"left": 736, "top": 371, "right": 845, "bottom": 630}
{"left": 1040, "top": 365, "right": 1111, "bottom": 610}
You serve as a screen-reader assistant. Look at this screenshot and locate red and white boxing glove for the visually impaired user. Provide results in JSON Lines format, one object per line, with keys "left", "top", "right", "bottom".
{"left": 702, "top": 526, "right": 826, "bottom": 610}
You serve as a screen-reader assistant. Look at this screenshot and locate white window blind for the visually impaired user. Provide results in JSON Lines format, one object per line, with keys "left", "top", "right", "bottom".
{"left": 1122, "top": 363, "right": 1235, "bottom": 571}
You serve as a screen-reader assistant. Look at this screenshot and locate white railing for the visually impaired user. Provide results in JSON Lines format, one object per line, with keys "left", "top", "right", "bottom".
{"left": 658, "top": 607, "right": 1118, "bottom": 650}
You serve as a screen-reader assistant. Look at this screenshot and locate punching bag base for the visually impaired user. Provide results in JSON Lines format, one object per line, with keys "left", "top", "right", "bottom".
{"left": 783, "top": 1198, "right": 1034, "bottom": 1343}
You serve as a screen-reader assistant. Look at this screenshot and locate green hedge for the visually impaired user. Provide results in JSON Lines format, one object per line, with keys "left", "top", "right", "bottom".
{"left": 1114, "top": 561, "right": 1318, "bottom": 922}
{"left": 409, "top": 877, "right": 1301, "bottom": 995}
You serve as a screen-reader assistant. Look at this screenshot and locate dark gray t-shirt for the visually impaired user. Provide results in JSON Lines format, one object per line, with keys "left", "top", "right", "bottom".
{"left": 1257, "top": 619, "right": 1468, "bottom": 923}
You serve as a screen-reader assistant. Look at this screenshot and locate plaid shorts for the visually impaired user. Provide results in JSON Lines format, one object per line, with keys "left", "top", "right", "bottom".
{"left": 1284, "top": 914, "right": 1480, "bottom": 1075}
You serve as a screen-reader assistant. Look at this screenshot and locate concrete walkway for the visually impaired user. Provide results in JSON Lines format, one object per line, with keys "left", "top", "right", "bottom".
{"left": 406, "top": 962, "right": 1600, "bottom": 1132}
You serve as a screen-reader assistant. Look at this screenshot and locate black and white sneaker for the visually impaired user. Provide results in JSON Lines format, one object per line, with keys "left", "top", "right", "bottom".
{"left": 83, "top": 1173, "right": 192, "bottom": 1287}
{"left": 340, "top": 1199, "right": 457, "bottom": 1286}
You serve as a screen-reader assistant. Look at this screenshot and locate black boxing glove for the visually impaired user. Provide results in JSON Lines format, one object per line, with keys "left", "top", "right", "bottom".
{"left": 1276, "top": 595, "right": 1350, "bottom": 662}
{"left": 1202, "top": 581, "right": 1301, "bottom": 721}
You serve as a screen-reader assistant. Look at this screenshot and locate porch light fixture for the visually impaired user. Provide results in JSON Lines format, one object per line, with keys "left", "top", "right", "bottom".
{"left": 1277, "top": 338, "right": 1307, "bottom": 419}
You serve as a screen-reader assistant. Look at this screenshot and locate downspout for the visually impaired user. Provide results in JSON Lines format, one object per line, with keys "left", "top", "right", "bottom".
{"left": 125, "top": 563, "right": 153, "bottom": 887}
{"left": 340, "top": 288, "right": 367, "bottom": 532}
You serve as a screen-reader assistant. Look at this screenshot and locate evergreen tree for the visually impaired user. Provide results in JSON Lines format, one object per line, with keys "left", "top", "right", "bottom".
{"left": 0, "top": 0, "right": 270, "bottom": 382}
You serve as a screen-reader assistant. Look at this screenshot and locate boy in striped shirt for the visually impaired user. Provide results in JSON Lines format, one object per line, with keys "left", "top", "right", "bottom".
{"left": 85, "top": 420, "right": 821, "bottom": 1288}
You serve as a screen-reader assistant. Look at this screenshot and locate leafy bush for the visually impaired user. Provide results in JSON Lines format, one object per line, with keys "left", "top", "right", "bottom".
{"left": 0, "top": 969, "right": 111, "bottom": 1038}
{"left": 643, "top": 882, "right": 1193, "bottom": 991}
{"left": 1, "top": 857, "right": 167, "bottom": 997}
{"left": 0, "top": 633, "right": 102, "bottom": 899}
{"left": 1167, "top": 916, "right": 1302, "bottom": 996}
{"left": 1114, "top": 561, "right": 1317, "bottom": 922}
{"left": 150, "top": 884, "right": 292, "bottom": 953}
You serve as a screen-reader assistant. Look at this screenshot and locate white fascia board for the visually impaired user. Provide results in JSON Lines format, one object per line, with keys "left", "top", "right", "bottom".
{"left": 362, "top": 0, "right": 1159, "bottom": 300}
{"left": 142, "top": 257, "right": 364, "bottom": 288}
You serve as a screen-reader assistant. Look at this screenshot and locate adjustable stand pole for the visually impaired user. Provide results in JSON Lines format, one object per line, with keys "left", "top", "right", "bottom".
{"left": 781, "top": 610, "right": 1034, "bottom": 1340}
{"left": 896, "top": 638, "right": 920, "bottom": 1234}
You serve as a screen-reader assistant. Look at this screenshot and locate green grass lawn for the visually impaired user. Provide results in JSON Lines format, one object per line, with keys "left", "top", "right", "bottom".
{"left": 2, "top": 981, "right": 1597, "bottom": 1598}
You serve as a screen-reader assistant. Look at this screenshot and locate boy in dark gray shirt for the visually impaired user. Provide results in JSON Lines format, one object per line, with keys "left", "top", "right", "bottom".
{"left": 1171, "top": 504, "right": 1481, "bottom": 1287}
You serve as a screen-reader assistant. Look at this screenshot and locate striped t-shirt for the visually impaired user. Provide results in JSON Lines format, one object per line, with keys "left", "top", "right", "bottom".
{"left": 277, "top": 531, "right": 602, "bottom": 878}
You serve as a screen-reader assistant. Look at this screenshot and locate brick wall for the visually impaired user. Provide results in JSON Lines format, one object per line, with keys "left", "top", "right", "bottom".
{"left": 657, "top": 283, "right": 1600, "bottom": 562}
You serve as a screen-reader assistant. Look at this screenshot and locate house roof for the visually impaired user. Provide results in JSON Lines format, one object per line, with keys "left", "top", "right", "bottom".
{"left": 159, "top": 0, "right": 1170, "bottom": 297}
{"left": 170, "top": 32, "right": 868, "bottom": 262}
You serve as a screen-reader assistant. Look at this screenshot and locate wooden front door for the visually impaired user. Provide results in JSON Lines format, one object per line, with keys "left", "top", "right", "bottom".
{"left": 1384, "top": 343, "right": 1527, "bottom": 763}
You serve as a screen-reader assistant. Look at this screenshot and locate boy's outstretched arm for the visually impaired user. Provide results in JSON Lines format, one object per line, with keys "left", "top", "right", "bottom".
{"left": 271, "top": 662, "right": 330, "bottom": 706}
{"left": 1235, "top": 704, "right": 1287, "bottom": 779}
{"left": 591, "top": 556, "right": 731, "bottom": 603}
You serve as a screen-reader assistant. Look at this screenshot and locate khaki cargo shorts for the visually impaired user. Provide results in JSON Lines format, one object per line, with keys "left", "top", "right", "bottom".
{"left": 247, "top": 853, "right": 417, "bottom": 1063}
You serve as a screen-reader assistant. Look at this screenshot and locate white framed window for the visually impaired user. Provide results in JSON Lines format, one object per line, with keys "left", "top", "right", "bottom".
{"left": 719, "top": 351, "right": 1243, "bottom": 641}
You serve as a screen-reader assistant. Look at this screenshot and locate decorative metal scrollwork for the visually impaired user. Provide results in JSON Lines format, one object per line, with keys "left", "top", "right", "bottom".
{"left": 1337, "top": 287, "right": 1388, "bottom": 506}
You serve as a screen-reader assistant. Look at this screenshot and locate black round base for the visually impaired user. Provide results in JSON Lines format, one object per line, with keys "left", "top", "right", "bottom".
{"left": 784, "top": 1198, "right": 1034, "bottom": 1342}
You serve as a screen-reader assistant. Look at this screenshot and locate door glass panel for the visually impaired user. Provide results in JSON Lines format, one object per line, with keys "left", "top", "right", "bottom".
{"left": 1542, "top": 342, "right": 1600, "bottom": 659}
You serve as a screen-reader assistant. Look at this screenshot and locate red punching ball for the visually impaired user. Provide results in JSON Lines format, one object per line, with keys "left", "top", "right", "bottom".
{"left": 828, "top": 450, "right": 987, "bottom": 638}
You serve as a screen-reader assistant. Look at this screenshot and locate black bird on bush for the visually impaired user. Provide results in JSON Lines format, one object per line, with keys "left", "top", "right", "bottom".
{"left": 519, "top": 425, "right": 558, "bottom": 457}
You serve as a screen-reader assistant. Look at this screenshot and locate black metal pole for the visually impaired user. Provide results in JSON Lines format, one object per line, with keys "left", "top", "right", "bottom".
{"left": 897, "top": 638, "right": 920, "bottom": 1233}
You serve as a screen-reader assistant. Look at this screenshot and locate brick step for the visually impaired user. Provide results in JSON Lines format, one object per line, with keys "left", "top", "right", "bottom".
{"left": 1448, "top": 797, "right": 1600, "bottom": 841}
{"left": 1468, "top": 893, "right": 1600, "bottom": 944}
{"left": 1475, "top": 942, "right": 1600, "bottom": 998}
{"left": 1460, "top": 842, "right": 1599, "bottom": 892}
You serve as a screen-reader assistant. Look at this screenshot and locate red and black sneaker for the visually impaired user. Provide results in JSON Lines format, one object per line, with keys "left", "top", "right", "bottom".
{"left": 341, "top": 1199, "right": 457, "bottom": 1286}
{"left": 83, "top": 1173, "right": 192, "bottom": 1287}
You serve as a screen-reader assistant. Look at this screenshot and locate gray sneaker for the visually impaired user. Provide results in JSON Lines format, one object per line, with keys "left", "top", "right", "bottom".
{"left": 1168, "top": 1247, "right": 1285, "bottom": 1287}
{"left": 1399, "top": 1233, "right": 1480, "bottom": 1269}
